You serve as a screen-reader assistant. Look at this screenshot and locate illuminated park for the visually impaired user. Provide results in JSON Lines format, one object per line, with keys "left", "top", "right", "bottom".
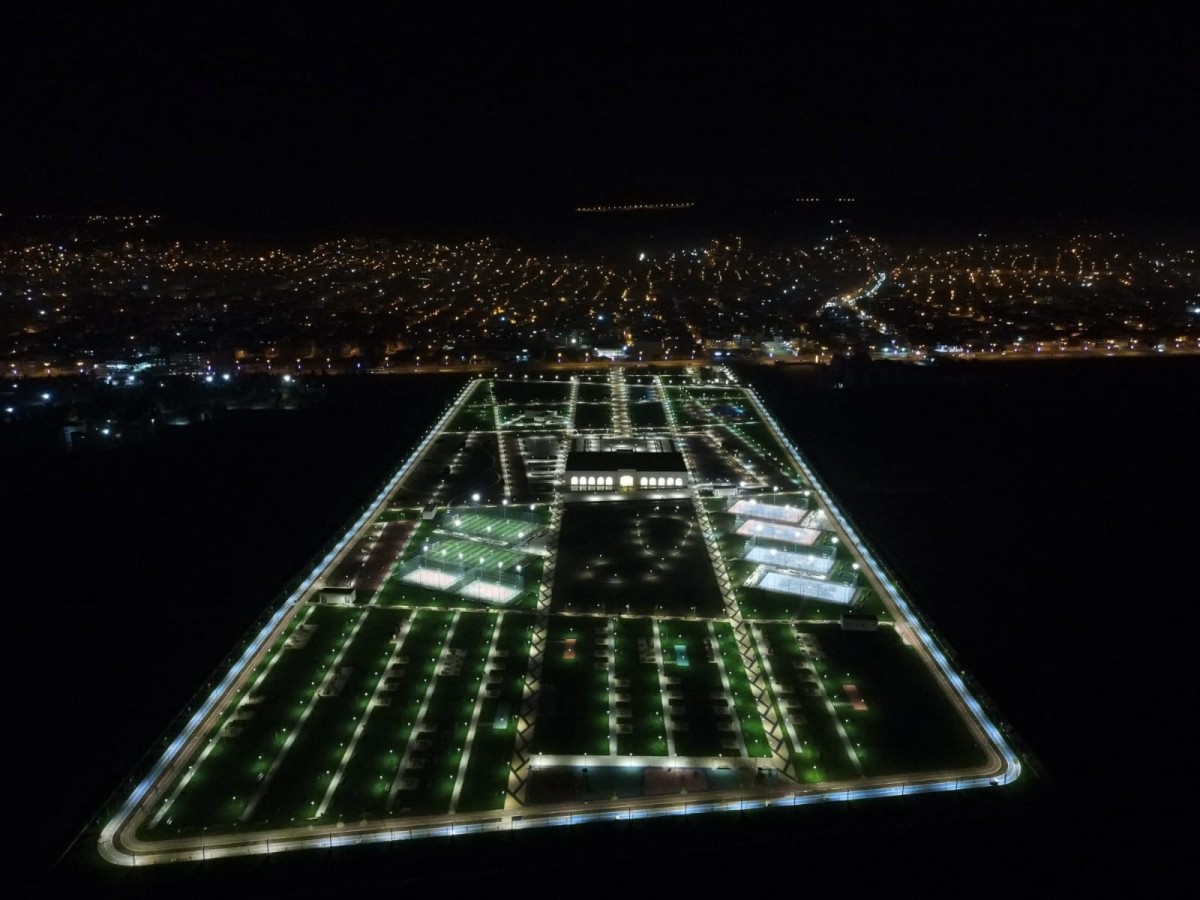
{"left": 100, "top": 365, "right": 1020, "bottom": 865}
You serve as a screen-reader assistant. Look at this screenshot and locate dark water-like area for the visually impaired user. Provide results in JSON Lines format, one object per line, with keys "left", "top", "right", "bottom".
{"left": 19, "top": 358, "right": 1196, "bottom": 895}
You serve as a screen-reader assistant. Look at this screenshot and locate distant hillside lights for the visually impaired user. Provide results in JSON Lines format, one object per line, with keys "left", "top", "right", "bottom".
{"left": 576, "top": 202, "right": 694, "bottom": 213}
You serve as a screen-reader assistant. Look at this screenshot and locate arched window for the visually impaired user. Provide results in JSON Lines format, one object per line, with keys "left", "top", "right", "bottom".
{"left": 605, "top": 476, "right": 613, "bottom": 487}
{"left": 640, "top": 477, "right": 647, "bottom": 487}
{"left": 587, "top": 475, "right": 596, "bottom": 486}
{"left": 570, "top": 476, "right": 578, "bottom": 487}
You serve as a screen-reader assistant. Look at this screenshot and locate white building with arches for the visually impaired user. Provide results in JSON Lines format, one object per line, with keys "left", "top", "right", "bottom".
{"left": 563, "top": 438, "right": 689, "bottom": 500}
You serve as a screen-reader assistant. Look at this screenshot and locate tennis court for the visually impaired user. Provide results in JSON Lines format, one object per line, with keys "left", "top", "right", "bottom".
{"left": 735, "top": 519, "right": 820, "bottom": 545}
{"left": 728, "top": 499, "right": 805, "bottom": 523}
{"left": 401, "top": 567, "right": 463, "bottom": 591}
{"left": 458, "top": 579, "right": 522, "bottom": 605}
{"left": 759, "top": 570, "right": 856, "bottom": 604}
{"left": 744, "top": 544, "right": 835, "bottom": 574}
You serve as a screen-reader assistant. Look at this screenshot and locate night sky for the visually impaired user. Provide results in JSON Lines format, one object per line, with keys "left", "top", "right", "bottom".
{"left": 4, "top": 5, "right": 1197, "bottom": 225}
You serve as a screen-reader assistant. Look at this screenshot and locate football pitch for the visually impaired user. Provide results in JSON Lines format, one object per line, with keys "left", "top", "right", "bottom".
{"left": 100, "top": 367, "right": 1020, "bottom": 865}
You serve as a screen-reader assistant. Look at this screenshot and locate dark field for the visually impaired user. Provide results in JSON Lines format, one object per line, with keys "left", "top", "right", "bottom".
{"left": 553, "top": 500, "right": 724, "bottom": 617}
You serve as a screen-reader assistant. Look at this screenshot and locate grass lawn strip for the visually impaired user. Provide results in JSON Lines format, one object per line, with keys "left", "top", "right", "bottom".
{"left": 145, "top": 605, "right": 315, "bottom": 831}
{"left": 612, "top": 616, "right": 667, "bottom": 757}
{"left": 154, "top": 604, "right": 352, "bottom": 832}
{"left": 650, "top": 620, "right": 677, "bottom": 757}
{"left": 400, "top": 611, "right": 493, "bottom": 814}
{"left": 448, "top": 612, "right": 506, "bottom": 812}
{"left": 249, "top": 608, "right": 407, "bottom": 824}
{"left": 763, "top": 623, "right": 862, "bottom": 782}
{"left": 321, "top": 610, "right": 453, "bottom": 821}
{"left": 314, "top": 610, "right": 417, "bottom": 817}
{"left": 453, "top": 613, "right": 534, "bottom": 813}
{"left": 532, "top": 616, "right": 609, "bottom": 755}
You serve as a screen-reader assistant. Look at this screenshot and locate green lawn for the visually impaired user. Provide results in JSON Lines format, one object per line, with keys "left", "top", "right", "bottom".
{"left": 454, "top": 612, "right": 536, "bottom": 812}
{"left": 532, "top": 616, "right": 612, "bottom": 755}
{"left": 572, "top": 402, "right": 611, "bottom": 430}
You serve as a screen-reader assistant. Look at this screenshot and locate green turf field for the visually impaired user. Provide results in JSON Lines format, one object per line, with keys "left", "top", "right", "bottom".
{"left": 437, "top": 509, "right": 541, "bottom": 544}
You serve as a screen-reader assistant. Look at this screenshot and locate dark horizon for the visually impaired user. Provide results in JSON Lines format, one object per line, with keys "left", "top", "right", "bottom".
{"left": 6, "top": 175, "right": 1196, "bottom": 242}
{"left": 5, "top": 6, "right": 1197, "bottom": 228}
{"left": 5, "top": 198, "right": 1195, "bottom": 251}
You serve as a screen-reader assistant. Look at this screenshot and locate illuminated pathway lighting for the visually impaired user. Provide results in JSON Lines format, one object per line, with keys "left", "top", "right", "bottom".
{"left": 100, "top": 369, "right": 1020, "bottom": 867}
